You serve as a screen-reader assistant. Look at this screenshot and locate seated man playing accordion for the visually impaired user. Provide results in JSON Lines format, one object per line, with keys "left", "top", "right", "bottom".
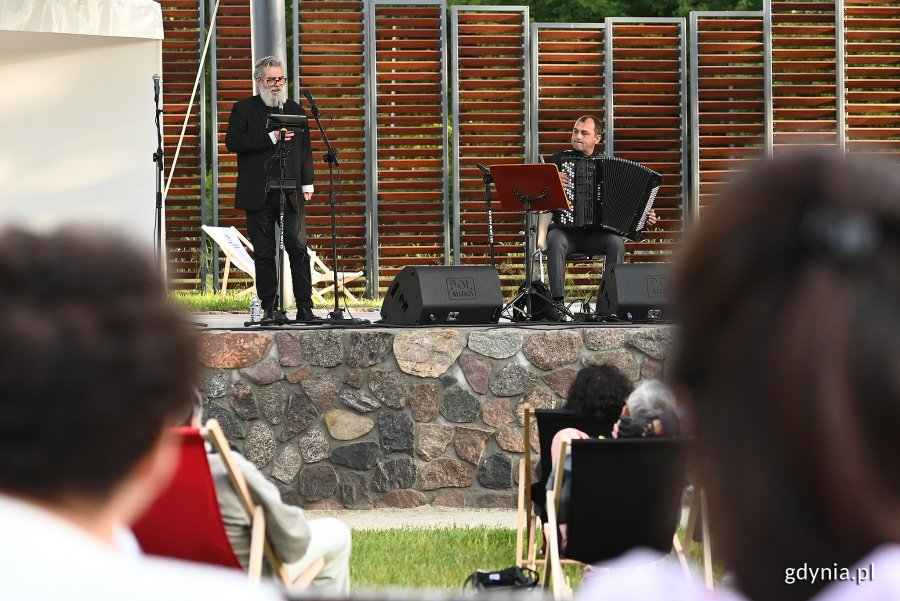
{"left": 545, "top": 115, "right": 657, "bottom": 307}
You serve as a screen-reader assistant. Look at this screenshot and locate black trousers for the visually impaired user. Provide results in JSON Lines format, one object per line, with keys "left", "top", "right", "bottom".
{"left": 245, "top": 193, "right": 313, "bottom": 310}
{"left": 546, "top": 226, "right": 624, "bottom": 299}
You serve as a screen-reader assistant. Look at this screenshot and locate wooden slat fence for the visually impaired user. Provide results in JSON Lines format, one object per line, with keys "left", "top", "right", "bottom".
{"left": 605, "top": 18, "right": 687, "bottom": 260}
{"left": 367, "top": 0, "right": 449, "bottom": 294}
{"left": 209, "top": 0, "right": 253, "bottom": 292}
{"left": 160, "top": 0, "right": 206, "bottom": 289}
{"left": 768, "top": 0, "right": 840, "bottom": 153}
{"left": 155, "top": 2, "right": 900, "bottom": 296}
{"left": 452, "top": 6, "right": 530, "bottom": 287}
{"left": 530, "top": 22, "right": 606, "bottom": 290}
{"left": 843, "top": 0, "right": 900, "bottom": 156}
{"left": 690, "top": 13, "right": 766, "bottom": 222}
{"left": 296, "top": 0, "right": 368, "bottom": 294}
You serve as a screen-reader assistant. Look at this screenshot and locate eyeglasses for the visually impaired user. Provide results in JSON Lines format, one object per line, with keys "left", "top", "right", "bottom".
{"left": 262, "top": 76, "right": 286, "bottom": 86}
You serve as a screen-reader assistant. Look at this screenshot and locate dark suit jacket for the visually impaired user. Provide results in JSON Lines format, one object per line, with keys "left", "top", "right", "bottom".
{"left": 225, "top": 95, "right": 314, "bottom": 212}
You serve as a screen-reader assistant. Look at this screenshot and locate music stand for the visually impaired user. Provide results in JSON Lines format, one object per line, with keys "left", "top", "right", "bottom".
{"left": 491, "top": 164, "right": 572, "bottom": 321}
{"left": 243, "top": 114, "right": 308, "bottom": 327}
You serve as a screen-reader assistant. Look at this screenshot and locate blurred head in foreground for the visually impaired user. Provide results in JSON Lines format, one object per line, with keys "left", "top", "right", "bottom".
{"left": 672, "top": 150, "right": 900, "bottom": 600}
{"left": 0, "top": 227, "right": 197, "bottom": 536}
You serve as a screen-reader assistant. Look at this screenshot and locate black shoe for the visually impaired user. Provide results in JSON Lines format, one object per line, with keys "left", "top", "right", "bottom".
{"left": 549, "top": 299, "right": 568, "bottom": 322}
{"left": 260, "top": 309, "right": 278, "bottom": 324}
{"left": 295, "top": 307, "right": 321, "bottom": 322}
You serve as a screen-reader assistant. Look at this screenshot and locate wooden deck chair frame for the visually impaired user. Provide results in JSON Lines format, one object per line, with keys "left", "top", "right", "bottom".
{"left": 515, "top": 405, "right": 536, "bottom": 569}
{"left": 202, "top": 225, "right": 362, "bottom": 305}
{"left": 515, "top": 408, "right": 619, "bottom": 572}
{"left": 307, "top": 247, "right": 363, "bottom": 304}
{"left": 204, "top": 420, "right": 325, "bottom": 589}
{"left": 682, "top": 485, "right": 714, "bottom": 590}
{"left": 201, "top": 225, "right": 257, "bottom": 298}
{"left": 135, "top": 419, "right": 323, "bottom": 589}
{"left": 545, "top": 438, "right": 691, "bottom": 600}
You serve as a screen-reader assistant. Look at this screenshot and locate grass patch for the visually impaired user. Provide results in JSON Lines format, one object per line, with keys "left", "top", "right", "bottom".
{"left": 170, "top": 291, "right": 250, "bottom": 312}
{"left": 169, "top": 291, "right": 383, "bottom": 313}
{"left": 349, "top": 526, "right": 722, "bottom": 590}
{"left": 349, "top": 526, "right": 585, "bottom": 590}
{"left": 350, "top": 527, "right": 517, "bottom": 589}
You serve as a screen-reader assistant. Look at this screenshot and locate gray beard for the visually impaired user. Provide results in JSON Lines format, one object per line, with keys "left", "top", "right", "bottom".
{"left": 260, "top": 87, "right": 286, "bottom": 108}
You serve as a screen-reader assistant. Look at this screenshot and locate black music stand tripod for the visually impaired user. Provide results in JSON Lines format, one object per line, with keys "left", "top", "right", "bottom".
{"left": 244, "top": 113, "right": 308, "bottom": 327}
{"left": 490, "top": 164, "right": 574, "bottom": 322}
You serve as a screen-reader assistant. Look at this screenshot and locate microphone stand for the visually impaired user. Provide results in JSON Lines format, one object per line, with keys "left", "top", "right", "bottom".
{"left": 152, "top": 81, "right": 164, "bottom": 267}
{"left": 274, "top": 128, "right": 290, "bottom": 324}
{"left": 476, "top": 163, "right": 497, "bottom": 266}
{"left": 308, "top": 102, "right": 367, "bottom": 325}
{"left": 246, "top": 128, "right": 292, "bottom": 327}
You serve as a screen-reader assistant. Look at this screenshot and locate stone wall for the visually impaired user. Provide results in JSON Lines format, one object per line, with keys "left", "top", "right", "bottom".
{"left": 198, "top": 325, "right": 674, "bottom": 510}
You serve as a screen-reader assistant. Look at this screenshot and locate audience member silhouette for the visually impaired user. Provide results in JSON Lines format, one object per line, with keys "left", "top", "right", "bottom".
{"left": 0, "top": 227, "right": 281, "bottom": 600}
{"left": 184, "top": 397, "right": 351, "bottom": 593}
{"left": 577, "top": 150, "right": 900, "bottom": 600}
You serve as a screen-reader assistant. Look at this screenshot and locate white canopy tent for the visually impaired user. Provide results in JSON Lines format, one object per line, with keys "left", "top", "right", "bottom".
{"left": 0, "top": 0, "right": 164, "bottom": 254}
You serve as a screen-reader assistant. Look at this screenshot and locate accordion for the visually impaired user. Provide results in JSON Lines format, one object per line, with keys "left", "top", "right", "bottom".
{"left": 558, "top": 156, "right": 662, "bottom": 241}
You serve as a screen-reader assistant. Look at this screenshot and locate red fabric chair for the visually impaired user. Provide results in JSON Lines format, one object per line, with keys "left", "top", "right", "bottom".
{"left": 132, "top": 423, "right": 268, "bottom": 582}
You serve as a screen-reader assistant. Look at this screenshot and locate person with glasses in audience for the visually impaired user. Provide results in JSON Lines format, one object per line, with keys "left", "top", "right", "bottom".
{"left": 226, "top": 55, "right": 318, "bottom": 323}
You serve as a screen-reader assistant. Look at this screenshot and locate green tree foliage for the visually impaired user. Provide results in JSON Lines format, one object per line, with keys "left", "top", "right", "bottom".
{"left": 450, "top": 0, "right": 761, "bottom": 21}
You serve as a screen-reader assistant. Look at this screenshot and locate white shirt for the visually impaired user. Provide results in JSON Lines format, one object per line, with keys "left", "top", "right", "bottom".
{"left": 0, "top": 494, "right": 283, "bottom": 601}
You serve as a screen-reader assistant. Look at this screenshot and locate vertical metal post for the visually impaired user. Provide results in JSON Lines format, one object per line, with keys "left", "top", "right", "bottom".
{"left": 689, "top": 13, "right": 700, "bottom": 232}
{"left": 522, "top": 7, "right": 531, "bottom": 164}
{"left": 210, "top": 0, "right": 221, "bottom": 232}
{"left": 763, "top": 0, "right": 774, "bottom": 158}
{"left": 292, "top": 0, "right": 300, "bottom": 102}
{"left": 251, "top": 0, "right": 287, "bottom": 70}
{"left": 439, "top": 1, "right": 450, "bottom": 266}
{"left": 363, "top": 0, "right": 380, "bottom": 297}
{"left": 450, "top": 6, "right": 461, "bottom": 265}
{"left": 529, "top": 22, "right": 540, "bottom": 163}
{"left": 199, "top": 0, "right": 214, "bottom": 292}
{"left": 835, "top": 0, "right": 846, "bottom": 153}
{"left": 678, "top": 17, "right": 688, "bottom": 238}
{"left": 604, "top": 18, "right": 614, "bottom": 155}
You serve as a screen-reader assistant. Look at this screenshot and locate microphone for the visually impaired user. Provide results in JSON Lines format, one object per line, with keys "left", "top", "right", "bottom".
{"left": 303, "top": 88, "right": 320, "bottom": 118}
{"left": 152, "top": 73, "right": 160, "bottom": 103}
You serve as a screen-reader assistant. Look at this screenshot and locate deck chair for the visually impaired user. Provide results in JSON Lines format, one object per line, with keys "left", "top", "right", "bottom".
{"left": 132, "top": 419, "right": 323, "bottom": 589}
{"left": 545, "top": 438, "right": 690, "bottom": 600}
{"left": 202, "top": 225, "right": 361, "bottom": 305}
{"left": 201, "top": 225, "right": 260, "bottom": 298}
{"left": 307, "top": 247, "right": 363, "bottom": 304}
{"left": 682, "top": 485, "right": 715, "bottom": 590}
{"left": 515, "top": 408, "right": 617, "bottom": 571}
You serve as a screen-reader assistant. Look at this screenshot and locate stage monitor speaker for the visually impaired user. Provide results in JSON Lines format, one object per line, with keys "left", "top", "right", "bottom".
{"left": 596, "top": 263, "right": 673, "bottom": 322}
{"left": 380, "top": 266, "right": 503, "bottom": 325}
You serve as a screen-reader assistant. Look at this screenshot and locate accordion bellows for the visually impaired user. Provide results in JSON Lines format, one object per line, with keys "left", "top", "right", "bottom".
{"left": 559, "top": 156, "right": 662, "bottom": 241}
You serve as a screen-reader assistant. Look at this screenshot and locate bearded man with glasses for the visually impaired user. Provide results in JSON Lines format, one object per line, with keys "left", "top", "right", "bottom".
{"left": 226, "top": 55, "right": 319, "bottom": 322}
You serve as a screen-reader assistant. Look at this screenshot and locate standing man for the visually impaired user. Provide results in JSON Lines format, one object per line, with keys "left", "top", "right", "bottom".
{"left": 545, "top": 115, "right": 656, "bottom": 306}
{"left": 226, "top": 56, "right": 318, "bottom": 322}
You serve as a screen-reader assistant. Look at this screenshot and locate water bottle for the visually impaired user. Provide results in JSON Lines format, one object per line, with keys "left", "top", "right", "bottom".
{"left": 249, "top": 293, "right": 262, "bottom": 323}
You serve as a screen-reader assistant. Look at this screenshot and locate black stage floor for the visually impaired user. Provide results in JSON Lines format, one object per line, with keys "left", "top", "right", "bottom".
{"left": 187, "top": 307, "right": 666, "bottom": 331}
